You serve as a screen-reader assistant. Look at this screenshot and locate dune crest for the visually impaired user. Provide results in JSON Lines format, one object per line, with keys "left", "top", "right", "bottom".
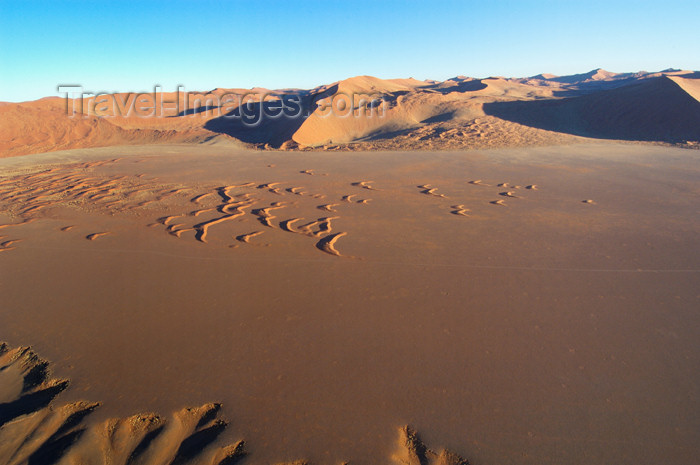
{"left": 2, "top": 69, "right": 698, "bottom": 157}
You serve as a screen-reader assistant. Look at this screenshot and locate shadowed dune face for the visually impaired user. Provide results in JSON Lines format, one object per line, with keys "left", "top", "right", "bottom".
{"left": 0, "top": 144, "right": 699, "bottom": 465}
{"left": 203, "top": 91, "right": 324, "bottom": 148}
{"left": 484, "top": 76, "right": 700, "bottom": 142}
{"left": 2, "top": 70, "right": 699, "bottom": 158}
{"left": 670, "top": 73, "right": 700, "bottom": 101}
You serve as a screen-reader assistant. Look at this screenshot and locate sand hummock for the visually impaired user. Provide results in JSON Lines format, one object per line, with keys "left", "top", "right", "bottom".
{"left": 0, "top": 342, "right": 468, "bottom": 464}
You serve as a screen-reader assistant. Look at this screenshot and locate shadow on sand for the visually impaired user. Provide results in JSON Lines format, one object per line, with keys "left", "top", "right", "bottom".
{"left": 483, "top": 76, "right": 700, "bottom": 142}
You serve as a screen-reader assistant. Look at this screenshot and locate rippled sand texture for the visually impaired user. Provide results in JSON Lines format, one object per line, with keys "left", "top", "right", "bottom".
{"left": 1, "top": 143, "right": 699, "bottom": 465}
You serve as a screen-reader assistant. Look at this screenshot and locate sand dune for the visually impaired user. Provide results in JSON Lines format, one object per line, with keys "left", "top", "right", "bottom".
{"left": 520, "top": 68, "right": 697, "bottom": 94}
{"left": 2, "top": 69, "right": 698, "bottom": 157}
{"left": 484, "top": 75, "right": 700, "bottom": 142}
{"left": 670, "top": 73, "right": 700, "bottom": 101}
{"left": 0, "top": 103, "right": 225, "bottom": 158}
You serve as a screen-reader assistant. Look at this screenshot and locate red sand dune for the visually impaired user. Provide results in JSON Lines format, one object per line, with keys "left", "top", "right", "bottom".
{"left": 1, "top": 69, "right": 699, "bottom": 157}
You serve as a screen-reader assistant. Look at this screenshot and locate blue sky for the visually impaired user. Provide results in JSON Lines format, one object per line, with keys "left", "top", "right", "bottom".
{"left": 1, "top": 0, "right": 698, "bottom": 102}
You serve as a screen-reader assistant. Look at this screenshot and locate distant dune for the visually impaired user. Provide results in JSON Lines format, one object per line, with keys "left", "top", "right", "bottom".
{"left": 0, "top": 101, "right": 229, "bottom": 158}
{"left": 1, "top": 68, "right": 699, "bottom": 157}
{"left": 484, "top": 74, "right": 700, "bottom": 142}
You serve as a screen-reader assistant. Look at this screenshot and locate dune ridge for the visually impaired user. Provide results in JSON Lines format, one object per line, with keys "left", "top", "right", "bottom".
{"left": 2, "top": 69, "right": 698, "bottom": 157}
{"left": 483, "top": 75, "right": 700, "bottom": 142}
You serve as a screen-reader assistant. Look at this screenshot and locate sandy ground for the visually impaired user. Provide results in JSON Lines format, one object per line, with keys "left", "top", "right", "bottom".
{"left": 0, "top": 143, "right": 699, "bottom": 464}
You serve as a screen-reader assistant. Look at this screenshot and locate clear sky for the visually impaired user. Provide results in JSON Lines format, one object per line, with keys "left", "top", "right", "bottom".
{"left": 1, "top": 0, "right": 698, "bottom": 102}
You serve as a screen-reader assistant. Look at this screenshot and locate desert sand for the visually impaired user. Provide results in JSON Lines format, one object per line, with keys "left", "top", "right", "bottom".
{"left": 1, "top": 140, "right": 699, "bottom": 464}
{"left": 1, "top": 68, "right": 700, "bottom": 464}
{"left": 2, "top": 69, "right": 699, "bottom": 159}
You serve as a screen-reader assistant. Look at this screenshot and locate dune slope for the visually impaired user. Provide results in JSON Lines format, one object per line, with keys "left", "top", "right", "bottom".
{"left": 483, "top": 75, "right": 700, "bottom": 142}
{"left": 1, "top": 69, "right": 699, "bottom": 157}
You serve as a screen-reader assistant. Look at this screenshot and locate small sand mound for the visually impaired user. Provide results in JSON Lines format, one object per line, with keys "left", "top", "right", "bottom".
{"left": 0, "top": 342, "right": 473, "bottom": 465}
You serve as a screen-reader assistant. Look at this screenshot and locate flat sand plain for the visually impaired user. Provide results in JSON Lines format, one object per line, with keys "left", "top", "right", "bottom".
{"left": 1, "top": 143, "right": 699, "bottom": 464}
